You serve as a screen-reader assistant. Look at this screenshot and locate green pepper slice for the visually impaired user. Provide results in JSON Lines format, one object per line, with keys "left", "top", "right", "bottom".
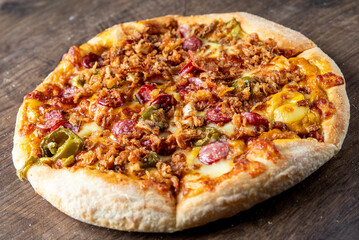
{"left": 40, "top": 127, "right": 83, "bottom": 159}
{"left": 141, "top": 105, "right": 168, "bottom": 130}
{"left": 226, "top": 19, "right": 244, "bottom": 38}
{"left": 141, "top": 151, "right": 159, "bottom": 168}
{"left": 16, "top": 156, "right": 41, "bottom": 181}
{"left": 193, "top": 127, "right": 221, "bottom": 147}
{"left": 71, "top": 75, "right": 85, "bottom": 87}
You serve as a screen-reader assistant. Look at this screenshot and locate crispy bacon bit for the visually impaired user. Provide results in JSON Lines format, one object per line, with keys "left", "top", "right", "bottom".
{"left": 206, "top": 105, "right": 231, "bottom": 124}
{"left": 151, "top": 94, "right": 177, "bottom": 111}
{"left": 317, "top": 72, "right": 344, "bottom": 89}
{"left": 297, "top": 100, "right": 309, "bottom": 107}
{"left": 279, "top": 49, "right": 296, "bottom": 58}
{"left": 176, "top": 77, "right": 203, "bottom": 96}
{"left": 157, "top": 136, "right": 177, "bottom": 156}
{"left": 198, "top": 141, "right": 229, "bottom": 165}
{"left": 135, "top": 84, "right": 156, "bottom": 104}
{"left": 112, "top": 119, "right": 137, "bottom": 136}
{"left": 82, "top": 53, "right": 103, "bottom": 69}
{"left": 98, "top": 89, "right": 126, "bottom": 108}
{"left": 183, "top": 37, "right": 202, "bottom": 51}
{"left": 242, "top": 112, "right": 269, "bottom": 127}
{"left": 25, "top": 90, "right": 50, "bottom": 101}
{"left": 314, "top": 98, "right": 336, "bottom": 120}
{"left": 307, "top": 131, "right": 324, "bottom": 142}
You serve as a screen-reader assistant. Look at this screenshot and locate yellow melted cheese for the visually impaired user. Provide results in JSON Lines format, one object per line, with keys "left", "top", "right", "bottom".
{"left": 78, "top": 122, "right": 103, "bottom": 138}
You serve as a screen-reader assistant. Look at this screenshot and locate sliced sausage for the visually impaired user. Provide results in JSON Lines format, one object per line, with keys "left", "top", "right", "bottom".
{"left": 112, "top": 119, "right": 137, "bottom": 136}
{"left": 198, "top": 141, "right": 230, "bottom": 165}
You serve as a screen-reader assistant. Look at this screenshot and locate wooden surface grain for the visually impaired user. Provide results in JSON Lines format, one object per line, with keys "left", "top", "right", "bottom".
{"left": 0, "top": 0, "right": 358, "bottom": 239}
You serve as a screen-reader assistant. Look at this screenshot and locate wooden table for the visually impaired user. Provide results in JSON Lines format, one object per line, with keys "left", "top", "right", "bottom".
{"left": 1, "top": 0, "right": 358, "bottom": 239}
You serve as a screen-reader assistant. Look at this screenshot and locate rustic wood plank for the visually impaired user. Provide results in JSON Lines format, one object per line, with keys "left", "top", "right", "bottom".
{"left": 1, "top": 0, "right": 358, "bottom": 239}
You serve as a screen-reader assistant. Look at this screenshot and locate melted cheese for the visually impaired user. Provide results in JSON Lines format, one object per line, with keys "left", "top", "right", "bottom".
{"left": 78, "top": 122, "right": 103, "bottom": 138}
{"left": 208, "top": 122, "right": 236, "bottom": 137}
{"left": 202, "top": 41, "right": 238, "bottom": 58}
{"left": 254, "top": 85, "right": 306, "bottom": 120}
{"left": 26, "top": 99, "right": 43, "bottom": 122}
{"left": 198, "top": 159, "right": 234, "bottom": 178}
{"left": 273, "top": 103, "right": 308, "bottom": 124}
{"left": 185, "top": 147, "right": 201, "bottom": 165}
{"left": 185, "top": 146, "right": 234, "bottom": 178}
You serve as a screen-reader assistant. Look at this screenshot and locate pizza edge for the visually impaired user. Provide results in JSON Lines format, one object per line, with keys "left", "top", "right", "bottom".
{"left": 12, "top": 12, "right": 349, "bottom": 232}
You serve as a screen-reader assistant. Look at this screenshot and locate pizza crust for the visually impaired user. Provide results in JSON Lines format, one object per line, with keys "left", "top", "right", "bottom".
{"left": 297, "top": 47, "right": 350, "bottom": 149}
{"left": 177, "top": 12, "right": 316, "bottom": 54}
{"left": 176, "top": 139, "right": 337, "bottom": 230}
{"left": 12, "top": 12, "right": 349, "bottom": 232}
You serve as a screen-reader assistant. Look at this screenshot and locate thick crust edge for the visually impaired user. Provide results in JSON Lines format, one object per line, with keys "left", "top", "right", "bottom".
{"left": 176, "top": 139, "right": 337, "bottom": 230}
{"left": 297, "top": 47, "right": 350, "bottom": 149}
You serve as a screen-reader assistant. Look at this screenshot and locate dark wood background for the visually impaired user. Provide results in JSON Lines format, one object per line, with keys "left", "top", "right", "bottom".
{"left": 0, "top": 0, "right": 358, "bottom": 239}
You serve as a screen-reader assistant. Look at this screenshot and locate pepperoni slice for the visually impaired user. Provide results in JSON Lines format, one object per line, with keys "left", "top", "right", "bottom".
{"left": 206, "top": 105, "right": 232, "bottom": 124}
{"left": 82, "top": 53, "right": 103, "bottom": 69}
{"left": 44, "top": 110, "right": 64, "bottom": 129}
{"left": 178, "top": 25, "right": 189, "bottom": 38}
{"left": 242, "top": 112, "right": 269, "bottom": 127}
{"left": 51, "top": 121, "right": 79, "bottom": 133}
{"left": 98, "top": 92, "right": 126, "bottom": 108}
{"left": 183, "top": 37, "right": 202, "bottom": 51}
{"left": 58, "top": 86, "right": 78, "bottom": 105}
{"left": 198, "top": 141, "right": 230, "bottom": 165}
{"left": 135, "top": 84, "right": 156, "bottom": 104}
{"left": 112, "top": 119, "right": 137, "bottom": 136}
{"left": 151, "top": 94, "right": 177, "bottom": 111}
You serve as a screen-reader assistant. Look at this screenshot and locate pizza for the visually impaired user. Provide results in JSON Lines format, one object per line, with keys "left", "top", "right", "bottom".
{"left": 13, "top": 12, "right": 349, "bottom": 232}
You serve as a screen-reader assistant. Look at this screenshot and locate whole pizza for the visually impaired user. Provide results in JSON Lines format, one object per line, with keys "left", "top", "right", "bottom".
{"left": 13, "top": 12, "right": 349, "bottom": 232}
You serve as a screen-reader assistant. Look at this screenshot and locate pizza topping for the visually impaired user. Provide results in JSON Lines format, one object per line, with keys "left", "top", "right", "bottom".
{"left": 179, "top": 62, "right": 195, "bottom": 76}
{"left": 193, "top": 127, "right": 221, "bottom": 146}
{"left": 176, "top": 77, "right": 203, "bottom": 96}
{"left": 198, "top": 141, "right": 230, "bottom": 165}
{"left": 70, "top": 75, "right": 85, "bottom": 88}
{"left": 50, "top": 120, "right": 79, "bottom": 133}
{"left": 58, "top": 86, "right": 78, "bottom": 105}
{"left": 135, "top": 84, "right": 156, "bottom": 104}
{"left": 316, "top": 72, "right": 344, "bottom": 89}
{"left": 225, "top": 18, "right": 244, "bottom": 38}
{"left": 141, "top": 151, "right": 160, "bottom": 168}
{"left": 82, "top": 52, "right": 103, "bottom": 69}
{"left": 44, "top": 110, "right": 64, "bottom": 129}
{"left": 98, "top": 89, "right": 126, "bottom": 108}
{"left": 111, "top": 119, "right": 137, "bottom": 136}
{"left": 151, "top": 94, "right": 177, "bottom": 111}
{"left": 183, "top": 37, "right": 202, "bottom": 51}
{"left": 141, "top": 105, "right": 168, "bottom": 130}
{"left": 242, "top": 112, "right": 269, "bottom": 127}
{"left": 206, "top": 105, "right": 232, "bottom": 124}
{"left": 40, "top": 127, "right": 83, "bottom": 159}
{"left": 16, "top": 156, "right": 42, "bottom": 181}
